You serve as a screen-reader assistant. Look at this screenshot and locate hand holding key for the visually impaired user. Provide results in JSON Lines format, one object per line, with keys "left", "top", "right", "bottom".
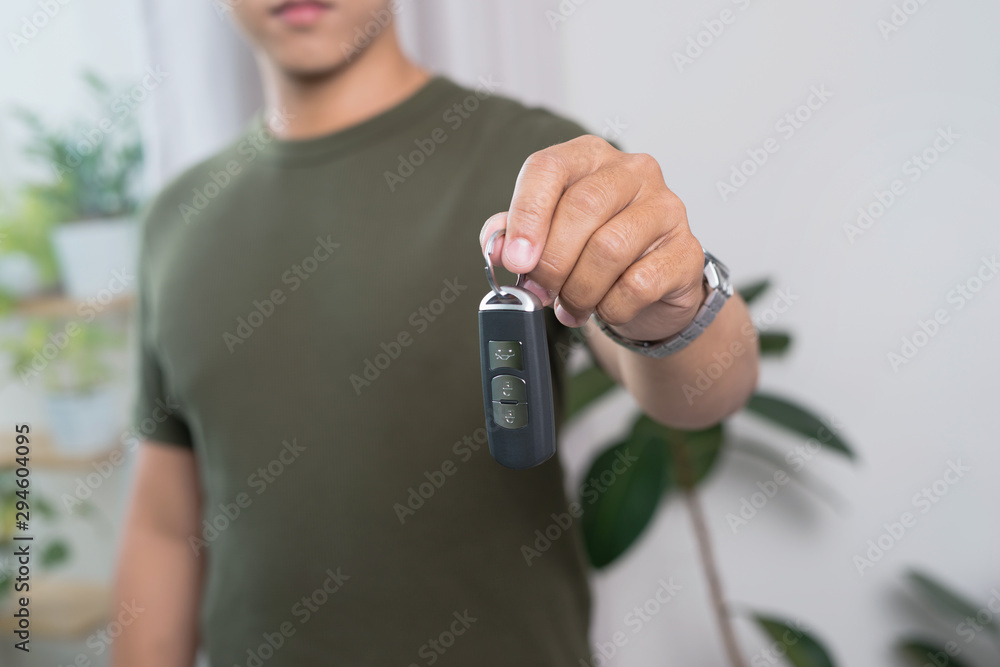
{"left": 479, "top": 134, "right": 706, "bottom": 345}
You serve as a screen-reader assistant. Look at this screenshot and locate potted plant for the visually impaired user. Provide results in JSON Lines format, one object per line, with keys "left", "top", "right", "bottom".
{"left": 0, "top": 189, "right": 60, "bottom": 301}
{"left": 14, "top": 72, "right": 144, "bottom": 300}
{"left": 3, "top": 319, "right": 123, "bottom": 455}
{"left": 565, "top": 279, "right": 856, "bottom": 666}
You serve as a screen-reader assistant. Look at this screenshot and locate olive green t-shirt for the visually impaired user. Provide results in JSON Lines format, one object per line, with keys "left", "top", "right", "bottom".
{"left": 134, "top": 76, "right": 596, "bottom": 666}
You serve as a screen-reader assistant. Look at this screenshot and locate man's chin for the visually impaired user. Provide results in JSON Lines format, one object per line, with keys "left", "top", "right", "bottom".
{"left": 272, "top": 54, "right": 350, "bottom": 82}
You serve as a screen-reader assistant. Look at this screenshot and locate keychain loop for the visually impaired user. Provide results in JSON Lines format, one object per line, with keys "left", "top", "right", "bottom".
{"left": 484, "top": 229, "right": 525, "bottom": 299}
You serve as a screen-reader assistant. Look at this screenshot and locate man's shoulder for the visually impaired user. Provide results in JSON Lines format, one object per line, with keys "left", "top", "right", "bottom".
{"left": 138, "top": 135, "right": 250, "bottom": 238}
{"left": 442, "top": 76, "right": 593, "bottom": 153}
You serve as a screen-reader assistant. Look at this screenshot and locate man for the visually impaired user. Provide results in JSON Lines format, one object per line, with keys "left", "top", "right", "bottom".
{"left": 113, "top": 1, "right": 758, "bottom": 665}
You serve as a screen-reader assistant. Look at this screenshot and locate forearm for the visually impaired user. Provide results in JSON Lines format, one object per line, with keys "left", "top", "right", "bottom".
{"left": 112, "top": 442, "right": 203, "bottom": 667}
{"left": 112, "top": 525, "right": 202, "bottom": 666}
{"left": 588, "top": 294, "right": 759, "bottom": 430}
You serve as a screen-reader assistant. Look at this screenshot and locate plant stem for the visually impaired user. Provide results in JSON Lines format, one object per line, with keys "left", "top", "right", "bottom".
{"left": 672, "top": 439, "right": 748, "bottom": 667}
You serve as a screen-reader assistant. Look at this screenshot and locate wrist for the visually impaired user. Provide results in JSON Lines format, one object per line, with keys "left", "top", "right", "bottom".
{"left": 605, "top": 280, "right": 708, "bottom": 343}
{"left": 592, "top": 249, "right": 732, "bottom": 358}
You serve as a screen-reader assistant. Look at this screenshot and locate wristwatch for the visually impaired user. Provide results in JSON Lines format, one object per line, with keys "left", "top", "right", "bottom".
{"left": 591, "top": 248, "right": 733, "bottom": 358}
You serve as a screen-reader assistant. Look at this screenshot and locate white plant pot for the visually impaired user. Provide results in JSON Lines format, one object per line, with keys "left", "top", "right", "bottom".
{"left": 43, "top": 386, "right": 120, "bottom": 456}
{"left": 0, "top": 252, "right": 45, "bottom": 298}
{"left": 50, "top": 218, "right": 138, "bottom": 300}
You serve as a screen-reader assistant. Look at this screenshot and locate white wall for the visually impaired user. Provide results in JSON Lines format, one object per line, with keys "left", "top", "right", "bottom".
{"left": 553, "top": 0, "right": 1000, "bottom": 664}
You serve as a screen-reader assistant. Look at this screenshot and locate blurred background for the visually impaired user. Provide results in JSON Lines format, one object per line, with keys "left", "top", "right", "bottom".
{"left": 1, "top": 0, "right": 998, "bottom": 665}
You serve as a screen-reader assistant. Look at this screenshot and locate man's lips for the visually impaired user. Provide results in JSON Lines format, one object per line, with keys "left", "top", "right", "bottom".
{"left": 271, "top": 0, "right": 331, "bottom": 27}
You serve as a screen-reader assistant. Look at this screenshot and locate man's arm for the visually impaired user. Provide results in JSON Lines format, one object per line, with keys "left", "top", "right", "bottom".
{"left": 583, "top": 294, "right": 758, "bottom": 429}
{"left": 113, "top": 442, "right": 203, "bottom": 667}
{"left": 481, "top": 134, "right": 759, "bottom": 428}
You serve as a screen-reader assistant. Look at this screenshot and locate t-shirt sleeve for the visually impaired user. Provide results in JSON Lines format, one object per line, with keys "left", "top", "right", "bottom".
{"left": 131, "top": 218, "right": 194, "bottom": 448}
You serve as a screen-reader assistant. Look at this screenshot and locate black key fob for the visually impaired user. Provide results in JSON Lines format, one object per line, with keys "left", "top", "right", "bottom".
{"left": 479, "top": 286, "right": 556, "bottom": 469}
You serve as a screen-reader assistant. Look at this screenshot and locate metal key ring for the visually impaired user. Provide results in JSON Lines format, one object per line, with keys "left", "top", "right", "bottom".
{"left": 484, "top": 229, "right": 525, "bottom": 299}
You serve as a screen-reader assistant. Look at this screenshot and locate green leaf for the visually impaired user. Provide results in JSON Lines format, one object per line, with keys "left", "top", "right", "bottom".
{"left": 630, "top": 416, "right": 725, "bottom": 487}
{"left": 0, "top": 571, "right": 11, "bottom": 601}
{"left": 41, "top": 540, "right": 70, "bottom": 567}
{"left": 759, "top": 332, "right": 792, "bottom": 356}
{"left": 754, "top": 615, "right": 837, "bottom": 667}
{"left": 565, "top": 364, "right": 617, "bottom": 420}
{"left": 739, "top": 278, "right": 772, "bottom": 305}
{"left": 746, "top": 393, "right": 855, "bottom": 460}
{"left": 897, "top": 638, "right": 975, "bottom": 667}
{"left": 581, "top": 431, "right": 671, "bottom": 568}
{"left": 35, "top": 496, "right": 56, "bottom": 519}
{"left": 907, "top": 570, "right": 998, "bottom": 634}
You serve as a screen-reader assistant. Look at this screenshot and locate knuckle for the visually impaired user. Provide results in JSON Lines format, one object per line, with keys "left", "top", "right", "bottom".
{"left": 564, "top": 182, "right": 611, "bottom": 218}
{"left": 661, "top": 187, "right": 685, "bottom": 212}
{"left": 622, "top": 262, "right": 663, "bottom": 304}
{"left": 574, "top": 133, "right": 611, "bottom": 151}
{"left": 595, "top": 301, "right": 630, "bottom": 327}
{"left": 523, "top": 149, "right": 564, "bottom": 176}
{"left": 631, "top": 152, "right": 662, "bottom": 176}
{"left": 588, "top": 224, "right": 632, "bottom": 264}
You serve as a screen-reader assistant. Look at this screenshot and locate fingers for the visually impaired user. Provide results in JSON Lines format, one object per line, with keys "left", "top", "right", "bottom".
{"left": 480, "top": 139, "right": 699, "bottom": 332}
{"left": 551, "top": 198, "right": 669, "bottom": 325}
{"left": 502, "top": 135, "right": 615, "bottom": 274}
{"left": 530, "top": 157, "right": 656, "bottom": 305}
{"left": 594, "top": 232, "right": 704, "bottom": 328}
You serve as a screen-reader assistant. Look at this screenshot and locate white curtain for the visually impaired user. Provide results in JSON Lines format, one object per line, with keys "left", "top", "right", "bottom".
{"left": 139, "top": 0, "right": 565, "bottom": 185}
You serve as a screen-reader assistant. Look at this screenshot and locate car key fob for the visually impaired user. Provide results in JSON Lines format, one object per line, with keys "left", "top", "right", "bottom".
{"left": 478, "top": 285, "right": 556, "bottom": 469}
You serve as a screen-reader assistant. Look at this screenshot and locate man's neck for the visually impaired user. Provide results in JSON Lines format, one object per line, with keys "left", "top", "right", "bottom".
{"left": 260, "top": 29, "right": 429, "bottom": 141}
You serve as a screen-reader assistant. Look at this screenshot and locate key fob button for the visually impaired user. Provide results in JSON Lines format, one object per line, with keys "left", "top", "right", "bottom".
{"left": 491, "top": 375, "right": 527, "bottom": 402}
{"left": 492, "top": 402, "right": 529, "bottom": 430}
{"left": 488, "top": 341, "right": 523, "bottom": 370}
